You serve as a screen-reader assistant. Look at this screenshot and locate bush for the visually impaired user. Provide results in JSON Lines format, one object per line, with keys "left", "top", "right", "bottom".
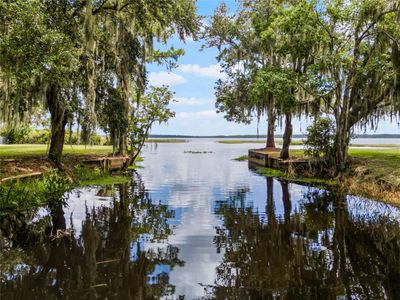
{"left": 0, "top": 126, "right": 30, "bottom": 144}
{"left": 0, "top": 170, "right": 71, "bottom": 212}
{"left": 65, "top": 132, "right": 104, "bottom": 145}
{"left": 304, "top": 118, "right": 335, "bottom": 159}
{"left": 26, "top": 129, "right": 50, "bottom": 144}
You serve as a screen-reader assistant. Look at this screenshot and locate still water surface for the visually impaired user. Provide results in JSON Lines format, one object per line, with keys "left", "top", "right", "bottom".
{"left": 1, "top": 140, "right": 400, "bottom": 299}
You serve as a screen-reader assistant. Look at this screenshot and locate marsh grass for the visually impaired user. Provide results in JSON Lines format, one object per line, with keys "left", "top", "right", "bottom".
{"left": 74, "top": 165, "right": 130, "bottom": 187}
{"left": 233, "top": 155, "right": 249, "bottom": 161}
{"left": 256, "top": 167, "right": 337, "bottom": 189}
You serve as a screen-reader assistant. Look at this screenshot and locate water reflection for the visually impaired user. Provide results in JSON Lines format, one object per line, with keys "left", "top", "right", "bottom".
{"left": 1, "top": 140, "right": 400, "bottom": 299}
{"left": 208, "top": 178, "right": 400, "bottom": 299}
{"left": 1, "top": 174, "right": 182, "bottom": 299}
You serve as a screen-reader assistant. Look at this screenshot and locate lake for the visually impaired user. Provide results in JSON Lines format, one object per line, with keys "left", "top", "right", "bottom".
{"left": 1, "top": 139, "right": 400, "bottom": 299}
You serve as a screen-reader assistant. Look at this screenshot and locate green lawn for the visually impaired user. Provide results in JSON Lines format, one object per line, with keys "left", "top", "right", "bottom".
{"left": 0, "top": 140, "right": 188, "bottom": 158}
{"left": 0, "top": 144, "right": 113, "bottom": 157}
{"left": 348, "top": 148, "right": 400, "bottom": 181}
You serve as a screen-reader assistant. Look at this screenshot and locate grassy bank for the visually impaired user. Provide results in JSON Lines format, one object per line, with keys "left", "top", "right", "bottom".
{"left": 256, "top": 167, "right": 337, "bottom": 189}
{"left": 0, "top": 140, "right": 187, "bottom": 157}
{"left": 0, "top": 144, "right": 113, "bottom": 157}
{"left": 238, "top": 148, "right": 400, "bottom": 206}
{"left": 0, "top": 159, "right": 142, "bottom": 212}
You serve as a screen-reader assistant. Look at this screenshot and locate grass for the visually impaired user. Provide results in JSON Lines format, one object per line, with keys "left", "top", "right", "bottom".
{"left": 0, "top": 170, "right": 72, "bottom": 213}
{"left": 256, "top": 167, "right": 337, "bottom": 189}
{"left": 0, "top": 144, "right": 113, "bottom": 157}
{"left": 248, "top": 148, "right": 400, "bottom": 205}
{"left": 233, "top": 155, "right": 249, "bottom": 161}
{"left": 350, "top": 143, "right": 400, "bottom": 147}
{"left": 347, "top": 148, "right": 400, "bottom": 189}
{"left": 77, "top": 175, "right": 130, "bottom": 187}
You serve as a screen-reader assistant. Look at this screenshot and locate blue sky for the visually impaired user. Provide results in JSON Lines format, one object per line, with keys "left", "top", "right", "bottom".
{"left": 148, "top": 0, "right": 399, "bottom": 136}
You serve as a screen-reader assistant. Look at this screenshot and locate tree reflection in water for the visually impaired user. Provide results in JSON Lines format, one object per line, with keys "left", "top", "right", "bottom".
{"left": 210, "top": 177, "right": 400, "bottom": 299}
{"left": 0, "top": 173, "right": 183, "bottom": 299}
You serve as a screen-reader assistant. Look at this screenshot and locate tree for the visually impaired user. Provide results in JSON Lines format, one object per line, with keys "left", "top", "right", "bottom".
{"left": 249, "top": 0, "right": 326, "bottom": 159}
{"left": 0, "top": 0, "right": 81, "bottom": 165}
{"left": 204, "top": 2, "right": 278, "bottom": 149}
{"left": 205, "top": 0, "right": 323, "bottom": 157}
{"left": 90, "top": 0, "right": 200, "bottom": 155}
{"left": 304, "top": 0, "right": 400, "bottom": 172}
{"left": 128, "top": 86, "right": 175, "bottom": 161}
{"left": 0, "top": 0, "right": 200, "bottom": 164}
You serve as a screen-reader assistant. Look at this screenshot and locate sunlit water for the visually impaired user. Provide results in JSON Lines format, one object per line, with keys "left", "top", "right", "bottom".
{"left": 1, "top": 140, "right": 400, "bottom": 299}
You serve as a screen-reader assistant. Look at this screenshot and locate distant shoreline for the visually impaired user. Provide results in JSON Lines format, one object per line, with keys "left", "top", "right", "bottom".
{"left": 149, "top": 134, "right": 400, "bottom": 139}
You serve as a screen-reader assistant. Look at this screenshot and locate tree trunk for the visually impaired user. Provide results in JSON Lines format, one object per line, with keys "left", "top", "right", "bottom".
{"left": 47, "top": 85, "right": 68, "bottom": 166}
{"left": 280, "top": 112, "right": 292, "bottom": 159}
{"left": 116, "top": 25, "right": 130, "bottom": 156}
{"left": 266, "top": 105, "right": 276, "bottom": 148}
{"left": 334, "top": 116, "right": 350, "bottom": 173}
{"left": 119, "top": 132, "right": 127, "bottom": 156}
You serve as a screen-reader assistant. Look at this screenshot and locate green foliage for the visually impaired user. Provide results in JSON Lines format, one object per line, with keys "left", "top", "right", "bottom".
{"left": 233, "top": 155, "right": 249, "bottom": 161}
{"left": 0, "top": 170, "right": 71, "bottom": 212}
{"left": 73, "top": 165, "right": 129, "bottom": 187}
{"left": 304, "top": 118, "right": 335, "bottom": 159}
{"left": 26, "top": 129, "right": 50, "bottom": 144}
{"left": 256, "top": 167, "right": 337, "bottom": 188}
{"left": 41, "top": 170, "right": 71, "bottom": 208}
{"left": 1, "top": 0, "right": 200, "bottom": 161}
{"left": 251, "top": 67, "right": 296, "bottom": 113}
{"left": 128, "top": 86, "right": 175, "bottom": 158}
{"left": 0, "top": 126, "right": 30, "bottom": 144}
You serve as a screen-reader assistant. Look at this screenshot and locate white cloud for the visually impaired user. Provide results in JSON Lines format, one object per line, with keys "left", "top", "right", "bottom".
{"left": 176, "top": 110, "right": 218, "bottom": 120}
{"left": 174, "top": 97, "right": 212, "bottom": 106}
{"left": 148, "top": 71, "right": 187, "bottom": 86}
{"left": 178, "top": 64, "right": 225, "bottom": 79}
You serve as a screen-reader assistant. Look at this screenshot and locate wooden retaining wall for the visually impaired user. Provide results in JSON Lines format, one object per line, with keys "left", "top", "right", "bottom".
{"left": 81, "top": 156, "right": 131, "bottom": 171}
{"left": 1, "top": 156, "right": 131, "bottom": 184}
{"left": 248, "top": 149, "right": 321, "bottom": 172}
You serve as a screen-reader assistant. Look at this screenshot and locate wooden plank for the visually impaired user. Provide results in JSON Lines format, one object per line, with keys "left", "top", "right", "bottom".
{"left": 1, "top": 172, "right": 43, "bottom": 184}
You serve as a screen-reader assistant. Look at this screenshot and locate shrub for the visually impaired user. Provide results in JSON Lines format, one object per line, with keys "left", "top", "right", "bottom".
{"left": 26, "top": 129, "right": 50, "bottom": 144}
{"left": 0, "top": 126, "right": 30, "bottom": 144}
{"left": 0, "top": 170, "right": 71, "bottom": 212}
{"left": 42, "top": 170, "right": 72, "bottom": 209}
{"left": 304, "top": 118, "right": 335, "bottom": 159}
{"left": 65, "top": 132, "right": 104, "bottom": 145}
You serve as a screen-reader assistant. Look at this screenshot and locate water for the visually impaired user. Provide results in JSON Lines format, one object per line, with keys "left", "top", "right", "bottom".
{"left": 1, "top": 140, "right": 400, "bottom": 299}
